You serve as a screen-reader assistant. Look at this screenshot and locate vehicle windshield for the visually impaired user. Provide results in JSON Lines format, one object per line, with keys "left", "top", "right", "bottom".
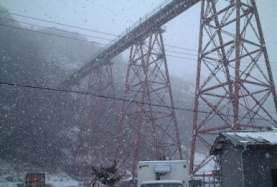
{"left": 141, "top": 184, "right": 182, "bottom": 187}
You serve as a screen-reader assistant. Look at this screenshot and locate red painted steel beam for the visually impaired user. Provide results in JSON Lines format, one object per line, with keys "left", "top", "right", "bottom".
{"left": 60, "top": 0, "right": 201, "bottom": 88}
{"left": 190, "top": 0, "right": 277, "bottom": 176}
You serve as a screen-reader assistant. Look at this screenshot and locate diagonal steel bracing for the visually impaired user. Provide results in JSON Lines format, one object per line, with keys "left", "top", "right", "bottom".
{"left": 116, "top": 28, "right": 183, "bottom": 178}
{"left": 59, "top": 0, "right": 277, "bottom": 179}
{"left": 190, "top": 0, "right": 277, "bottom": 176}
{"left": 70, "top": 64, "right": 117, "bottom": 179}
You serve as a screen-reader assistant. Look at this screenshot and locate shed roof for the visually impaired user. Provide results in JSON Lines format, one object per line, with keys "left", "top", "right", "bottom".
{"left": 210, "top": 129, "right": 277, "bottom": 155}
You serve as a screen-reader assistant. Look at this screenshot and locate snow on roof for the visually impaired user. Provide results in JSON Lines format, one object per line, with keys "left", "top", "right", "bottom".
{"left": 223, "top": 130, "right": 277, "bottom": 145}
{"left": 210, "top": 129, "right": 277, "bottom": 155}
{"left": 138, "top": 160, "right": 186, "bottom": 163}
{"left": 142, "top": 180, "right": 183, "bottom": 184}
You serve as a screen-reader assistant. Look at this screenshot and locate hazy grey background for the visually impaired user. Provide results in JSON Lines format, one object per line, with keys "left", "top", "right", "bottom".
{"left": 1, "top": 0, "right": 276, "bottom": 83}
{"left": 0, "top": 0, "right": 276, "bottom": 181}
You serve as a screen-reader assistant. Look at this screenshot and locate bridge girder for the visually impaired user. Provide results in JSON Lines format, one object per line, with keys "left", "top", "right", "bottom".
{"left": 60, "top": 0, "right": 201, "bottom": 88}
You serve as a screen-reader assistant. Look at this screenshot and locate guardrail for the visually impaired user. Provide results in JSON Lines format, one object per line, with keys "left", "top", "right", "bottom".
{"left": 95, "top": 0, "right": 172, "bottom": 57}
{"left": 61, "top": 0, "right": 201, "bottom": 87}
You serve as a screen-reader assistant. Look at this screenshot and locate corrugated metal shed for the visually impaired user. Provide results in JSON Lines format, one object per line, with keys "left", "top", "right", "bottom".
{"left": 210, "top": 129, "right": 277, "bottom": 155}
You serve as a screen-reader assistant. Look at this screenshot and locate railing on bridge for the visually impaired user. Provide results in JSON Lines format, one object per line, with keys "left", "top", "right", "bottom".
{"left": 92, "top": 0, "right": 172, "bottom": 61}
{"left": 61, "top": 0, "right": 201, "bottom": 88}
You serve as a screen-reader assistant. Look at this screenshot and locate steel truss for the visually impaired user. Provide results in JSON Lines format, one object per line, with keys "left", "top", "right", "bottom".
{"left": 116, "top": 28, "right": 183, "bottom": 177}
{"left": 190, "top": 0, "right": 277, "bottom": 175}
{"left": 61, "top": 0, "right": 200, "bottom": 88}
{"left": 73, "top": 64, "right": 117, "bottom": 178}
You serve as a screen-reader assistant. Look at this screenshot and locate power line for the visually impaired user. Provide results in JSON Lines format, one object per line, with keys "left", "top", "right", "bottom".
{"left": 1, "top": 21, "right": 276, "bottom": 71}
{"left": 0, "top": 17, "right": 115, "bottom": 42}
{"left": 0, "top": 80, "right": 275, "bottom": 122}
{"left": 167, "top": 54, "right": 197, "bottom": 61}
{"left": 2, "top": 18, "right": 271, "bottom": 71}
{"left": 0, "top": 80, "right": 192, "bottom": 112}
{"left": 166, "top": 47, "right": 277, "bottom": 68}
{"left": 0, "top": 23, "right": 106, "bottom": 46}
{"left": 166, "top": 54, "right": 277, "bottom": 71}
{"left": 0, "top": 10, "right": 204, "bottom": 53}
{"left": 1, "top": 13, "right": 276, "bottom": 69}
{"left": 0, "top": 17, "right": 199, "bottom": 56}
{"left": 0, "top": 9, "right": 119, "bottom": 37}
{"left": 2, "top": 9, "right": 277, "bottom": 66}
{"left": 166, "top": 49, "right": 198, "bottom": 57}
{"left": 0, "top": 21, "right": 195, "bottom": 63}
{"left": 165, "top": 44, "right": 198, "bottom": 52}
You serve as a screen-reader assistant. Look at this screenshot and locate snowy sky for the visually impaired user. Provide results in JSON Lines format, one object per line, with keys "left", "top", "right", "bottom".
{"left": 0, "top": 0, "right": 277, "bottom": 82}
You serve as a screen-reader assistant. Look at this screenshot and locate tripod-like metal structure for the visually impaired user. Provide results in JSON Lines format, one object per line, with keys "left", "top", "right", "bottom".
{"left": 116, "top": 28, "right": 183, "bottom": 177}
{"left": 190, "top": 0, "right": 277, "bottom": 175}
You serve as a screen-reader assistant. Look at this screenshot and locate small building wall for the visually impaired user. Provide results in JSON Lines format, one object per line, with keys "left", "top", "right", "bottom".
{"left": 220, "top": 143, "right": 243, "bottom": 187}
{"left": 219, "top": 143, "right": 244, "bottom": 187}
{"left": 243, "top": 145, "right": 277, "bottom": 187}
{"left": 219, "top": 143, "right": 277, "bottom": 187}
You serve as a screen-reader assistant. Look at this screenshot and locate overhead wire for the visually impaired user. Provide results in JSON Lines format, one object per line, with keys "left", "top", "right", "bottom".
{"left": 0, "top": 9, "right": 119, "bottom": 37}
{"left": 1, "top": 20, "right": 276, "bottom": 71}
{"left": 0, "top": 80, "right": 196, "bottom": 113}
{"left": 0, "top": 11, "right": 276, "bottom": 123}
{"left": 1, "top": 10, "right": 277, "bottom": 80}
{"left": 0, "top": 23, "right": 106, "bottom": 46}
{"left": 0, "top": 18, "right": 202, "bottom": 64}
{"left": 0, "top": 11, "right": 277, "bottom": 68}
{"left": 0, "top": 10, "right": 214, "bottom": 53}
{"left": 0, "top": 80, "right": 276, "bottom": 122}
{"left": 0, "top": 17, "right": 115, "bottom": 42}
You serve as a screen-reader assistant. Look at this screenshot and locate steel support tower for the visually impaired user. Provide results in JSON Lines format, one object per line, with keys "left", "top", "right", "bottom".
{"left": 190, "top": 0, "right": 277, "bottom": 176}
{"left": 116, "top": 28, "right": 183, "bottom": 177}
{"left": 73, "top": 64, "right": 116, "bottom": 178}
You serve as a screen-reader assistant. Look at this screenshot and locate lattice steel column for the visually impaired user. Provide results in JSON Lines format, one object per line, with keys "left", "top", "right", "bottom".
{"left": 190, "top": 0, "right": 277, "bottom": 175}
{"left": 116, "top": 28, "right": 183, "bottom": 177}
{"left": 73, "top": 64, "right": 117, "bottom": 179}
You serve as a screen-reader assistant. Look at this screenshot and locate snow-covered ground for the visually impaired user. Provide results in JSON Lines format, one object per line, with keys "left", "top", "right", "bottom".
{"left": 45, "top": 173, "right": 81, "bottom": 187}
{"left": 0, "top": 152, "right": 215, "bottom": 187}
{"left": 0, "top": 159, "right": 81, "bottom": 187}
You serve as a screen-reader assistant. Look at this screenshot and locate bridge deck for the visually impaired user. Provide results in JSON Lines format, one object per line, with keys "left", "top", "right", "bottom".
{"left": 61, "top": 0, "right": 201, "bottom": 88}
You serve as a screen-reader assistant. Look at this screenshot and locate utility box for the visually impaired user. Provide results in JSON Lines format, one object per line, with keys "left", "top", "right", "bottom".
{"left": 25, "top": 173, "right": 45, "bottom": 187}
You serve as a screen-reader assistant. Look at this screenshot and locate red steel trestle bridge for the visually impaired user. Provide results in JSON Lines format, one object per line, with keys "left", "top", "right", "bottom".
{"left": 61, "top": 0, "right": 277, "bottom": 179}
